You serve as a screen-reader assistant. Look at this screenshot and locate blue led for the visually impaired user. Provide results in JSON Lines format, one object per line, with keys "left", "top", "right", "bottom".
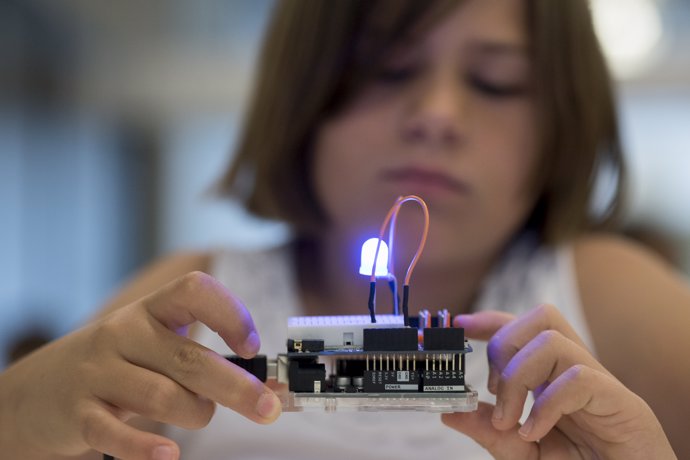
{"left": 359, "top": 238, "right": 390, "bottom": 277}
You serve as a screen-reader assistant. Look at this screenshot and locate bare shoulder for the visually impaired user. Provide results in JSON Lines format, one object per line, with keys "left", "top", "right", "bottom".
{"left": 572, "top": 232, "right": 690, "bottom": 382}
{"left": 573, "top": 234, "right": 690, "bottom": 454}
{"left": 97, "top": 251, "right": 213, "bottom": 317}
{"left": 573, "top": 232, "right": 678, "bottom": 271}
{"left": 573, "top": 231, "right": 689, "bottom": 326}
{"left": 572, "top": 233, "right": 688, "bottom": 317}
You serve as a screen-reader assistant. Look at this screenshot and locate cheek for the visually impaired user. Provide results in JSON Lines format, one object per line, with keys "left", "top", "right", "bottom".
{"left": 313, "top": 111, "right": 409, "bottom": 237}
{"left": 312, "top": 117, "right": 378, "bottom": 226}
{"left": 481, "top": 100, "right": 538, "bottom": 198}
{"left": 441, "top": 100, "right": 538, "bottom": 261}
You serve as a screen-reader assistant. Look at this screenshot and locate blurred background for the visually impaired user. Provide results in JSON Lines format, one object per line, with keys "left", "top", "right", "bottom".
{"left": 1, "top": 0, "right": 688, "bottom": 369}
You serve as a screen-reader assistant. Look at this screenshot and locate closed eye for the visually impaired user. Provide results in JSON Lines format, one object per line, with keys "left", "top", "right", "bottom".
{"left": 466, "top": 74, "right": 528, "bottom": 98}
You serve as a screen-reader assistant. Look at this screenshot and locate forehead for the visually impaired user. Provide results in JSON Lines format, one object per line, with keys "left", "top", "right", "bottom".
{"left": 411, "top": 0, "right": 528, "bottom": 54}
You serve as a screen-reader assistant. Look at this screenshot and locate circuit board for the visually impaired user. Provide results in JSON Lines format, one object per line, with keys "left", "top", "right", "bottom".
{"left": 227, "top": 313, "right": 478, "bottom": 413}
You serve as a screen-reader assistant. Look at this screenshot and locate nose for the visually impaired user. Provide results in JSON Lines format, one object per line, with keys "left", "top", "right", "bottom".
{"left": 400, "top": 74, "right": 465, "bottom": 151}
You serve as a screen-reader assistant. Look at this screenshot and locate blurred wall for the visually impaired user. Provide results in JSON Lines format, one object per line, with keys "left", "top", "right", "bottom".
{"left": 1, "top": 0, "right": 688, "bottom": 368}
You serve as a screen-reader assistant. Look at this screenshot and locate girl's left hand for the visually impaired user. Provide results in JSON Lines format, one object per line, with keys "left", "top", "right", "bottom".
{"left": 442, "top": 304, "right": 676, "bottom": 460}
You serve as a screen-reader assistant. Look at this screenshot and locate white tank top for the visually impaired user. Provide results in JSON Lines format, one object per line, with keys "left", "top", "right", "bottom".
{"left": 168, "top": 237, "right": 595, "bottom": 459}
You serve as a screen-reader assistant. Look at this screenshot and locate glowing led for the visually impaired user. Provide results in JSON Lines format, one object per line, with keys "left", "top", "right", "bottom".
{"left": 359, "top": 238, "right": 390, "bottom": 277}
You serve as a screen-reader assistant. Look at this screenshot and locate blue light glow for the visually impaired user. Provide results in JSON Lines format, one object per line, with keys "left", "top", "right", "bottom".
{"left": 359, "top": 238, "right": 390, "bottom": 277}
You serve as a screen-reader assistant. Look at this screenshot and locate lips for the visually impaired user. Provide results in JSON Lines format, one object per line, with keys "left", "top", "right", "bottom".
{"left": 380, "top": 166, "right": 469, "bottom": 194}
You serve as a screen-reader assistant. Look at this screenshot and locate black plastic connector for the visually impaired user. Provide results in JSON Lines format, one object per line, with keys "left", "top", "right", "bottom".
{"left": 224, "top": 355, "right": 268, "bottom": 382}
{"left": 423, "top": 328, "right": 464, "bottom": 351}
{"left": 288, "top": 358, "right": 326, "bottom": 392}
{"left": 363, "top": 327, "right": 418, "bottom": 351}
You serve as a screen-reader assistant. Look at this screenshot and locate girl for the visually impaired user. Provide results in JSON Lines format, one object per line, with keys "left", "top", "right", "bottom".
{"left": 1, "top": 0, "right": 686, "bottom": 458}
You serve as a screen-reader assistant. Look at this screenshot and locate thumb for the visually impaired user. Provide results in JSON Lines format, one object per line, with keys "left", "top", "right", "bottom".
{"left": 441, "top": 402, "right": 536, "bottom": 459}
{"left": 453, "top": 311, "right": 516, "bottom": 341}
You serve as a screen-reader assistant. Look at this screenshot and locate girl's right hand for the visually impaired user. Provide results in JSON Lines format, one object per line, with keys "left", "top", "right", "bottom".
{"left": 0, "top": 271, "right": 281, "bottom": 460}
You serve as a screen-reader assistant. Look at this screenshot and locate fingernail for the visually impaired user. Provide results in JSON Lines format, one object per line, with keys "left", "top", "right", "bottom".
{"left": 244, "top": 331, "right": 260, "bottom": 355}
{"left": 256, "top": 392, "right": 281, "bottom": 419}
{"left": 453, "top": 314, "right": 471, "bottom": 326}
{"left": 492, "top": 400, "right": 504, "bottom": 421}
{"left": 152, "top": 445, "right": 174, "bottom": 460}
{"left": 519, "top": 417, "right": 534, "bottom": 438}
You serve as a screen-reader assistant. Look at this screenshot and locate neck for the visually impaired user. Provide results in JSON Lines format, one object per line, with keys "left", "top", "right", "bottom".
{"left": 296, "top": 231, "right": 498, "bottom": 318}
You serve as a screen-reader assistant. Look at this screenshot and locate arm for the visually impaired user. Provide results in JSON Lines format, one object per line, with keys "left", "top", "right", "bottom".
{"left": 575, "top": 234, "right": 690, "bottom": 458}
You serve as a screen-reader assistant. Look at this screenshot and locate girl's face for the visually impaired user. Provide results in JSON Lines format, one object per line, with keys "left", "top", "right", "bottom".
{"left": 314, "top": 0, "right": 538, "bottom": 270}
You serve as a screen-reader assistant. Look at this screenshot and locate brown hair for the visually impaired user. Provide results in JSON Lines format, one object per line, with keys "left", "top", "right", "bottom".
{"left": 218, "top": 0, "right": 625, "bottom": 245}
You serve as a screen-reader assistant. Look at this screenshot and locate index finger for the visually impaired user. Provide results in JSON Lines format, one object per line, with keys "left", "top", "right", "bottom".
{"left": 453, "top": 311, "right": 516, "bottom": 341}
{"left": 118, "top": 271, "right": 281, "bottom": 423}
{"left": 143, "top": 271, "right": 260, "bottom": 358}
{"left": 486, "top": 304, "right": 590, "bottom": 380}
